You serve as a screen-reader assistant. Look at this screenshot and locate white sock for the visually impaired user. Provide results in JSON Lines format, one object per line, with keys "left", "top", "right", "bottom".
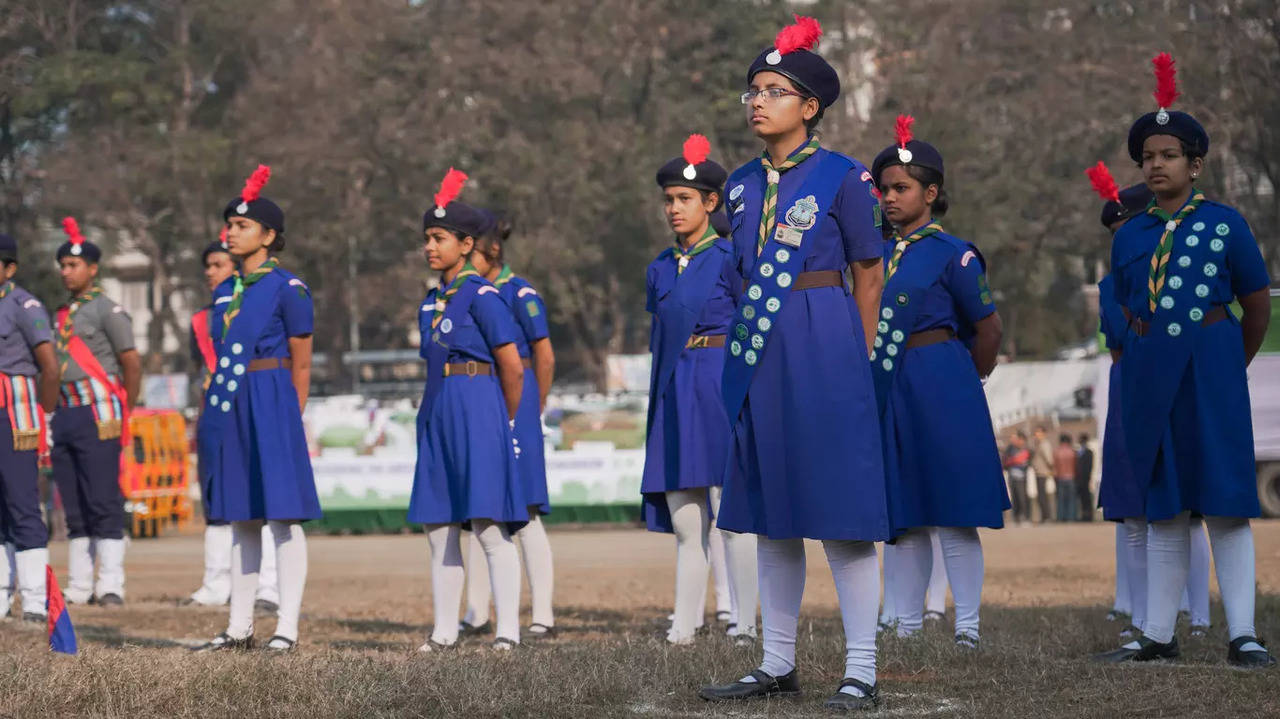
{"left": 1186, "top": 519, "right": 1211, "bottom": 627}
{"left": 879, "top": 543, "right": 897, "bottom": 626}
{"left": 15, "top": 547, "right": 48, "bottom": 616}
{"left": 227, "top": 520, "right": 264, "bottom": 639}
{"left": 268, "top": 521, "right": 307, "bottom": 642}
{"left": 1122, "top": 518, "right": 1148, "bottom": 632}
{"left": 0, "top": 543, "right": 13, "bottom": 611}
{"left": 757, "top": 536, "right": 805, "bottom": 677}
{"left": 473, "top": 519, "right": 521, "bottom": 644}
{"left": 66, "top": 537, "right": 95, "bottom": 602}
{"left": 926, "top": 528, "right": 948, "bottom": 615}
{"left": 710, "top": 485, "right": 757, "bottom": 636}
{"left": 94, "top": 537, "right": 126, "bottom": 598}
{"left": 1144, "top": 512, "right": 1190, "bottom": 644}
{"left": 1113, "top": 523, "right": 1131, "bottom": 615}
{"left": 516, "top": 513, "right": 555, "bottom": 628}
{"left": 256, "top": 523, "right": 280, "bottom": 604}
{"left": 665, "top": 489, "right": 710, "bottom": 643}
{"left": 823, "top": 540, "right": 880, "bottom": 693}
{"left": 890, "top": 528, "right": 932, "bottom": 636}
{"left": 935, "top": 527, "right": 983, "bottom": 638}
{"left": 708, "top": 513, "right": 733, "bottom": 618}
{"left": 425, "top": 524, "right": 464, "bottom": 645}
{"left": 463, "top": 530, "right": 491, "bottom": 626}
{"left": 196, "top": 525, "right": 233, "bottom": 603}
{"left": 1204, "top": 516, "right": 1259, "bottom": 649}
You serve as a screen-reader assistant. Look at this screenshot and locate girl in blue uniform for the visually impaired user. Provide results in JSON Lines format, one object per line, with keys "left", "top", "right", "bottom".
{"left": 408, "top": 169, "right": 528, "bottom": 651}
{"left": 642, "top": 135, "right": 758, "bottom": 645}
{"left": 699, "top": 16, "right": 890, "bottom": 710}
{"left": 1096, "top": 55, "right": 1273, "bottom": 668}
{"left": 196, "top": 165, "right": 320, "bottom": 652}
{"left": 868, "top": 117, "right": 1008, "bottom": 649}
{"left": 462, "top": 213, "right": 558, "bottom": 638}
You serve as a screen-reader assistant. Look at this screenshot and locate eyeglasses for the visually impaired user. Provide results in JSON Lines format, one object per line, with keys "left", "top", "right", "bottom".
{"left": 740, "top": 88, "right": 806, "bottom": 104}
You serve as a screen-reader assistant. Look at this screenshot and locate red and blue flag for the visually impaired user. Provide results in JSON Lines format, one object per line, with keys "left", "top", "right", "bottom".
{"left": 46, "top": 565, "right": 78, "bottom": 655}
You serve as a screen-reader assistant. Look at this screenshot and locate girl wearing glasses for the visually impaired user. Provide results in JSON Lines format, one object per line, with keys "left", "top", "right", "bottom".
{"left": 698, "top": 15, "right": 890, "bottom": 711}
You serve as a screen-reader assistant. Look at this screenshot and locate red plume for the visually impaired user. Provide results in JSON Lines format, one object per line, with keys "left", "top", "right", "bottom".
{"left": 219, "top": 226, "right": 229, "bottom": 248}
{"left": 682, "top": 134, "right": 711, "bottom": 166}
{"left": 62, "top": 216, "right": 85, "bottom": 246}
{"left": 434, "top": 168, "right": 468, "bottom": 209}
{"left": 894, "top": 115, "right": 915, "bottom": 149}
{"left": 774, "top": 14, "right": 822, "bottom": 55}
{"left": 1085, "top": 161, "right": 1120, "bottom": 204}
{"left": 240, "top": 164, "right": 271, "bottom": 203}
{"left": 1152, "top": 52, "right": 1179, "bottom": 109}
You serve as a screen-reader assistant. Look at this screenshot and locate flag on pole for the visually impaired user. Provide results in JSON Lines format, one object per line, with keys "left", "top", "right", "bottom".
{"left": 47, "top": 565, "right": 78, "bottom": 655}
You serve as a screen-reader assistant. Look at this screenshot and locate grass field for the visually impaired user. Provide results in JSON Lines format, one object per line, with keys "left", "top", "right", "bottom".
{"left": 2, "top": 521, "right": 1278, "bottom": 718}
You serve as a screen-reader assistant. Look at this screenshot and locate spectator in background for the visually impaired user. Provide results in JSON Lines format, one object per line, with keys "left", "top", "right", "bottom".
{"left": 1053, "top": 434, "right": 1078, "bottom": 522}
{"left": 1031, "top": 426, "right": 1055, "bottom": 523}
{"left": 1076, "top": 433, "right": 1095, "bottom": 521}
{"left": 1003, "top": 432, "right": 1032, "bottom": 526}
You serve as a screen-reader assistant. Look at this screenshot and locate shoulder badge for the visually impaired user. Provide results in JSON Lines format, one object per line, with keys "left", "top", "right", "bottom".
{"left": 478, "top": 285, "right": 499, "bottom": 295}
{"left": 961, "top": 250, "right": 976, "bottom": 268}
{"left": 23, "top": 298, "right": 42, "bottom": 309}
{"left": 517, "top": 286, "right": 537, "bottom": 298}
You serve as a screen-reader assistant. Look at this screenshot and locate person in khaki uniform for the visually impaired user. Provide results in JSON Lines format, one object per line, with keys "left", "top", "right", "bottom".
{"left": 1030, "top": 426, "right": 1055, "bottom": 523}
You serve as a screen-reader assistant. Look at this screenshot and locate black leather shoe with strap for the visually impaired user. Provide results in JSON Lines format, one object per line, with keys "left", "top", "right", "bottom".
{"left": 1227, "top": 636, "right": 1276, "bottom": 669}
{"left": 1093, "top": 635, "right": 1179, "bottom": 663}
{"left": 822, "top": 678, "right": 880, "bottom": 712}
{"left": 698, "top": 668, "right": 800, "bottom": 702}
{"left": 193, "top": 632, "right": 255, "bottom": 652}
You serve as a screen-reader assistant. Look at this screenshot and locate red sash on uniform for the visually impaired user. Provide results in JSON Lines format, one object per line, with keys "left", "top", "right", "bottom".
{"left": 55, "top": 307, "right": 131, "bottom": 451}
{"left": 192, "top": 308, "right": 216, "bottom": 374}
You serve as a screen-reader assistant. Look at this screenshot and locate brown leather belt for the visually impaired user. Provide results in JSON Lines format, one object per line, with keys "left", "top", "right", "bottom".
{"left": 686, "top": 334, "right": 727, "bottom": 349}
{"left": 742, "top": 270, "right": 845, "bottom": 294}
{"left": 248, "top": 357, "right": 292, "bottom": 372}
{"left": 1126, "top": 305, "right": 1227, "bottom": 337}
{"left": 521, "top": 357, "right": 534, "bottom": 369}
{"left": 444, "top": 361, "right": 494, "bottom": 377}
{"left": 905, "top": 328, "right": 956, "bottom": 349}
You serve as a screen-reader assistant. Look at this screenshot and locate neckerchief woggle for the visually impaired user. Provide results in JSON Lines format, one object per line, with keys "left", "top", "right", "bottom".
{"left": 1119, "top": 193, "right": 1231, "bottom": 493}
{"left": 869, "top": 226, "right": 957, "bottom": 413}
{"left": 645, "top": 227, "right": 725, "bottom": 435}
{"left": 721, "top": 149, "right": 854, "bottom": 423}
{"left": 673, "top": 224, "right": 719, "bottom": 275}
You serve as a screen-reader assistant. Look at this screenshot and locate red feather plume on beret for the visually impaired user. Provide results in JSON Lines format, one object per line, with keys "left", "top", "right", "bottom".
{"left": 1152, "top": 53, "right": 1179, "bottom": 110}
{"left": 894, "top": 115, "right": 915, "bottom": 149}
{"left": 1085, "top": 161, "right": 1120, "bottom": 204}
{"left": 774, "top": 14, "right": 822, "bottom": 55}
{"left": 434, "top": 168, "right": 468, "bottom": 211}
{"left": 240, "top": 165, "right": 271, "bottom": 203}
{"left": 682, "top": 134, "right": 711, "bottom": 167}
{"left": 219, "top": 226, "right": 229, "bottom": 248}
{"left": 62, "top": 216, "right": 85, "bottom": 246}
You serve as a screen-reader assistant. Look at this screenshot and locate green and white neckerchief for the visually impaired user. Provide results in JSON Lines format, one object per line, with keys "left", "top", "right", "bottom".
{"left": 757, "top": 136, "right": 821, "bottom": 256}
{"left": 56, "top": 284, "right": 104, "bottom": 372}
{"left": 432, "top": 262, "right": 479, "bottom": 329}
{"left": 0, "top": 280, "right": 12, "bottom": 302}
{"left": 673, "top": 223, "right": 720, "bottom": 275}
{"left": 492, "top": 264, "right": 515, "bottom": 289}
{"left": 222, "top": 256, "right": 278, "bottom": 337}
{"left": 1146, "top": 188, "right": 1204, "bottom": 314}
{"left": 885, "top": 221, "right": 944, "bottom": 282}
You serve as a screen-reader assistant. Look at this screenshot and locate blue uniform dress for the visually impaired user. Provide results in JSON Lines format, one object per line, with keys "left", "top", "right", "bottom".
{"left": 198, "top": 268, "right": 321, "bottom": 522}
{"left": 871, "top": 231, "right": 1009, "bottom": 532}
{"left": 1096, "top": 274, "right": 1142, "bottom": 521}
{"left": 717, "top": 144, "right": 890, "bottom": 541}
{"left": 1111, "top": 198, "right": 1271, "bottom": 521}
{"left": 494, "top": 269, "right": 551, "bottom": 515}
{"left": 407, "top": 274, "right": 528, "bottom": 530}
{"left": 640, "top": 237, "right": 735, "bottom": 533}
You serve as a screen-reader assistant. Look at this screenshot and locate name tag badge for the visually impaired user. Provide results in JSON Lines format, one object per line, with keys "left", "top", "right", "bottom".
{"left": 774, "top": 223, "right": 803, "bottom": 248}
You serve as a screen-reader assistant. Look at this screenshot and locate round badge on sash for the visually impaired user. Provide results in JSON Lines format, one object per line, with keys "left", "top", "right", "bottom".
{"left": 748, "top": 284, "right": 763, "bottom": 301}
{"left": 1167, "top": 322, "right": 1182, "bottom": 337}
{"left": 1160, "top": 296, "right": 1174, "bottom": 310}
{"left": 1215, "top": 223, "right": 1229, "bottom": 236}
{"left": 1210, "top": 238, "right": 1224, "bottom": 252}
{"left": 1185, "top": 235, "right": 1199, "bottom": 247}
{"left": 1177, "top": 256, "right": 1191, "bottom": 268}
{"left": 730, "top": 340, "right": 742, "bottom": 357}
{"left": 765, "top": 297, "right": 781, "bottom": 313}
{"left": 759, "top": 263, "right": 775, "bottom": 278}
{"left": 776, "top": 272, "right": 792, "bottom": 288}
{"left": 1189, "top": 307, "right": 1204, "bottom": 322}
{"left": 1195, "top": 284, "right": 1209, "bottom": 298}
{"left": 744, "top": 349, "right": 758, "bottom": 366}
{"left": 441, "top": 318, "right": 454, "bottom": 334}
{"left": 1168, "top": 276, "right": 1183, "bottom": 290}
{"left": 881, "top": 307, "right": 894, "bottom": 320}
{"left": 743, "top": 305, "right": 756, "bottom": 320}
{"left": 1203, "top": 263, "right": 1217, "bottom": 277}
{"left": 775, "top": 248, "right": 791, "bottom": 264}
{"left": 757, "top": 317, "right": 771, "bottom": 332}
{"left": 1192, "top": 222, "right": 1205, "bottom": 231}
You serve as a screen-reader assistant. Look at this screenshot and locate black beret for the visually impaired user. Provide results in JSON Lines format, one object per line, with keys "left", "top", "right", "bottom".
{"left": 870, "top": 140, "right": 945, "bottom": 188}
{"left": 1127, "top": 110, "right": 1209, "bottom": 163}
{"left": 201, "top": 241, "right": 232, "bottom": 264}
{"left": 656, "top": 157, "right": 728, "bottom": 199}
{"left": 1099, "top": 183, "right": 1154, "bottom": 229}
{"left": 0, "top": 233, "right": 15, "bottom": 261}
{"left": 709, "top": 210, "right": 731, "bottom": 238}
{"left": 748, "top": 48, "right": 840, "bottom": 109}
{"left": 224, "top": 196, "right": 286, "bottom": 236}
{"left": 423, "top": 201, "right": 490, "bottom": 239}
{"left": 56, "top": 240, "right": 102, "bottom": 263}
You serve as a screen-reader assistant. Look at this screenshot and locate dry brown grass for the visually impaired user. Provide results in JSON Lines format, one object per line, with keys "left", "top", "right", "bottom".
{"left": 2, "top": 522, "right": 1278, "bottom": 718}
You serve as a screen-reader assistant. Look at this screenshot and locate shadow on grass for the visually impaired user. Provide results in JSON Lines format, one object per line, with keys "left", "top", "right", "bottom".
{"left": 75, "top": 623, "right": 190, "bottom": 649}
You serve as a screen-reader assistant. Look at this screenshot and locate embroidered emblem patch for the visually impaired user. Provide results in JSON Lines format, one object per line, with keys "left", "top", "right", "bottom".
{"left": 783, "top": 195, "right": 819, "bottom": 231}
{"left": 729, "top": 184, "right": 744, "bottom": 201}
{"left": 441, "top": 318, "right": 454, "bottom": 334}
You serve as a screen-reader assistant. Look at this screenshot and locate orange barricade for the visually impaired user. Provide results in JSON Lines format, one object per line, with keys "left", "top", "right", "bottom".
{"left": 120, "top": 409, "right": 193, "bottom": 538}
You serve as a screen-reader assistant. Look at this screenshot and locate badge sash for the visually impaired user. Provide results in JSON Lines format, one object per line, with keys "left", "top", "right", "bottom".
{"left": 720, "top": 152, "right": 853, "bottom": 422}
{"left": 645, "top": 241, "right": 727, "bottom": 434}
{"left": 55, "top": 307, "right": 130, "bottom": 448}
{"left": 192, "top": 307, "right": 217, "bottom": 374}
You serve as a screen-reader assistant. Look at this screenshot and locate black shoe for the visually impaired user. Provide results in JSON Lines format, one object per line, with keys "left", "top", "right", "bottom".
{"left": 97, "top": 593, "right": 124, "bottom": 607}
{"left": 527, "top": 623, "right": 556, "bottom": 639}
{"left": 1227, "top": 636, "right": 1276, "bottom": 669}
{"left": 823, "top": 678, "right": 879, "bottom": 712}
{"left": 264, "top": 635, "right": 296, "bottom": 652}
{"left": 458, "top": 620, "right": 491, "bottom": 637}
{"left": 923, "top": 610, "right": 945, "bottom": 623}
{"left": 491, "top": 637, "right": 519, "bottom": 651}
{"left": 1118, "top": 624, "right": 1141, "bottom": 639}
{"left": 955, "top": 632, "right": 980, "bottom": 650}
{"left": 254, "top": 599, "right": 279, "bottom": 616}
{"left": 193, "top": 632, "right": 255, "bottom": 652}
{"left": 22, "top": 612, "right": 46, "bottom": 625}
{"left": 1094, "top": 635, "right": 1180, "bottom": 663}
{"left": 698, "top": 669, "right": 800, "bottom": 702}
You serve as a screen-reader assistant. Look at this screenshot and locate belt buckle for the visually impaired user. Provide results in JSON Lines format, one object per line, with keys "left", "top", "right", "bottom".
{"left": 465, "top": 360, "right": 479, "bottom": 377}
{"left": 689, "top": 335, "right": 707, "bottom": 349}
